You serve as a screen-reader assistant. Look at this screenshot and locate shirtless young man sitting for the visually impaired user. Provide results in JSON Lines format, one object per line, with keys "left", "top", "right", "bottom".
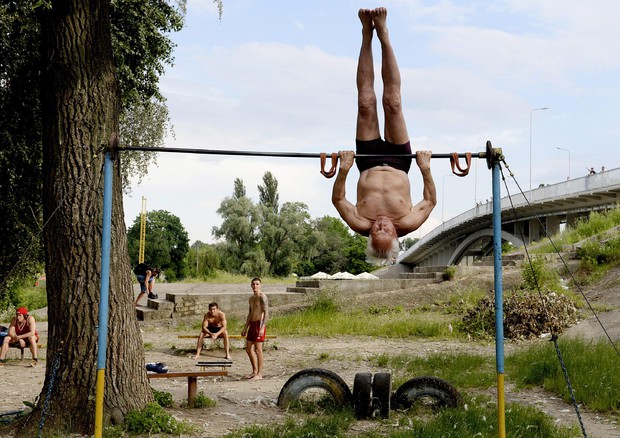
{"left": 332, "top": 7, "right": 436, "bottom": 263}
{"left": 241, "top": 277, "right": 268, "bottom": 380}
{"left": 194, "top": 302, "right": 231, "bottom": 360}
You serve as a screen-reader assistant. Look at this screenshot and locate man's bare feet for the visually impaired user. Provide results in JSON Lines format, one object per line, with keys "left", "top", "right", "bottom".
{"left": 370, "top": 7, "right": 388, "bottom": 38}
{"left": 225, "top": 355, "right": 232, "bottom": 360}
{"left": 358, "top": 8, "right": 374, "bottom": 33}
{"left": 193, "top": 355, "right": 199, "bottom": 360}
{"left": 242, "top": 374, "right": 256, "bottom": 380}
{"left": 248, "top": 374, "right": 263, "bottom": 380}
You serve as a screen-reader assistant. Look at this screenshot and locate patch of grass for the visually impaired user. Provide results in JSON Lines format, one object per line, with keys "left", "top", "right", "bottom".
{"left": 224, "top": 394, "right": 576, "bottom": 437}
{"left": 143, "top": 342, "right": 153, "bottom": 351}
{"left": 180, "top": 270, "right": 298, "bottom": 284}
{"left": 224, "top": 412, "right": 355, "bottom": 438}
{"left": 369, "top": 351, "right": 496, "bottom": 390}
{"left": 125, "top": 402, "right": 194, "bottom": 435}
{"left": 269, "top": 308, "right": 456, "bottom": 339}
{"left": 442, "top": 285, "right": 487, "bottom": 315}
{"left": 318, "top": 352, "right": 330, "bottom": 361}
{"left": 574, "top": 236, "right": 620, "bottom": 285}
{"left": 508, "top": 337, "right": 620, "bottom": 413}
{"left": 383, "top": 394, "right": 578, "bottom": 438}
{"left": 182, "top": 391, "right": 216, "bottom": 408}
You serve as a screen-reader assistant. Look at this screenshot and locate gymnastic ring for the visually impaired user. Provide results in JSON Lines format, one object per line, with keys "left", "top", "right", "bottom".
{"left": 450, "top": 152, "right": 472, "bottom": 177}
{"left": 320, "top": 152, "right": 339, "bottom": 178}
{"left": 391, "top": 376, "right": 462, "bottom": 411}
{"left": 371, "top": 372, "right": 392, "bottom": 419}
{"left": 277, "top": 368, "right": 353, "bottom": 408}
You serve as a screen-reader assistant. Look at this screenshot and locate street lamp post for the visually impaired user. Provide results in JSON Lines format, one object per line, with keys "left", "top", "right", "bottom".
{"left": 556, "top": 146, "right": 570, "bottom": 180}
{"left": 529, "top": 107, "right": 549, "bottom": 198}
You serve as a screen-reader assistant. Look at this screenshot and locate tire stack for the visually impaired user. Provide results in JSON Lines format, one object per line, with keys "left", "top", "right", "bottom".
{"left": 277, "top": 368, "right": 461, "bottom": 420}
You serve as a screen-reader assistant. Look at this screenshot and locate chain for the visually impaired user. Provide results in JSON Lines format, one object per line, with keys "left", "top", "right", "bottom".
{"left": 38, "top": 353, "right": 62, "bottom": 438}
{"left": 551, "top": 335, "right": 588, "bottom": 437}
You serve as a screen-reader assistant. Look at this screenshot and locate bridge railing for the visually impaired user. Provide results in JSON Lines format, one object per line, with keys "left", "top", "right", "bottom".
{"left": 400, "top": 166, "right": 620, "bottom": 261}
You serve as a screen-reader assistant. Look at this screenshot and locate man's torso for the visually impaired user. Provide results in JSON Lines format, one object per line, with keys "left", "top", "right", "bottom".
{"left": 205, "top": 310, "right": 224, "bottom": 327}
{"left": 356, "top": 166, "right": 413, "bottom": 230}
{"left": 248, "top": 293, "right": 266, "bottom": 322}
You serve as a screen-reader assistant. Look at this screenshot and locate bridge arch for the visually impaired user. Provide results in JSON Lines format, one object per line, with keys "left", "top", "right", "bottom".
{"left": 448, "top": 229, "right": 523, "bottom": 265}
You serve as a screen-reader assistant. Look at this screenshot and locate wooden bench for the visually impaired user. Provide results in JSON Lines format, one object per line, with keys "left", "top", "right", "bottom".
{"left": 196, "top": 360, "right": 232, "bottom": 371}
{"left": 147, "top": 371, "right": 227, "bottom": 407}
{"left": 178, "top": 335, "right": 277, "bottom": 340}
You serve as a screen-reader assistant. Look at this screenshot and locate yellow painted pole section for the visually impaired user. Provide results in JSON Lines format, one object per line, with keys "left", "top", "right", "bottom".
{"left": 138, "top": 197, "right": 147, "bottom": 263}
{"left": 497, "top": 373, "right": 506, "bottom": 438}
{"left": 94, "top": 369, "right": 105, "bottom": 438}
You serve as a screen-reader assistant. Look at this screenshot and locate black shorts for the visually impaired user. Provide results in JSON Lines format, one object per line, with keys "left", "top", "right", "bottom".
{"left": 355, "top": 138, "right": 412, "bottom": 173}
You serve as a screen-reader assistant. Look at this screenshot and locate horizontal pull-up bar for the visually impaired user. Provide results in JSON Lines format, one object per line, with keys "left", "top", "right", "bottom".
{"left": 120, "top": 145, "right": 485, "bottom": 160}
{"left": 118, "top": 141, "right": 502, "bottom": 178}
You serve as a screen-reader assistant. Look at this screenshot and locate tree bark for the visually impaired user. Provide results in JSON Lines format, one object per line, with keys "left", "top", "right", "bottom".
{"left": 20, "top": 0, "right": 152, "bottom": 434}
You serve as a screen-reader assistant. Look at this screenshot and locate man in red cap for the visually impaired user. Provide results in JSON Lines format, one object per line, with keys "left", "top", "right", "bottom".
{"left": 0, "top": 307, "right": 39, "bottom": 366}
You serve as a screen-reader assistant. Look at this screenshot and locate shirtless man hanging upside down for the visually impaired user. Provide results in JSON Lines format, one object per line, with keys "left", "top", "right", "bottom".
{"left": 332, "top": 7, "right": 436, "bottom": 264}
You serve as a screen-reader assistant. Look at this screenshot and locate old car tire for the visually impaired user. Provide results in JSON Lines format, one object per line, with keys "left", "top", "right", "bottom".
{"left": 392, "top": 376, "right": 461, "bottom": 410}
{"left": 371, "top": 372, "right": 392, "bottom": 419}
{"left": 277, "top": 368, "right": 353, "bottom": 408}
{"left": 353, "top": 372, "right": 372, "bottom": 419}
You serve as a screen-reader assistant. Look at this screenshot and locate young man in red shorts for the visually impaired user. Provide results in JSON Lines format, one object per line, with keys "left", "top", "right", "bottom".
{"left": 241, "top": 277, "right": 268, "bottom": 380}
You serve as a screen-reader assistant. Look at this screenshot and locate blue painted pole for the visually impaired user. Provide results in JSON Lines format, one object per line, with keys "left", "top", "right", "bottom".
{"left": 94, "top": 153, "right": 113, "bottom": 438}
{"left": 492, "top": 161, "right": 506, "bottom": 438}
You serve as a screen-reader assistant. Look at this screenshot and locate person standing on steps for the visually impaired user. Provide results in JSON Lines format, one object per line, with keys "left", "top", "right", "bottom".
{"left": 241, "top": 277, "right": 268, "bottom": 380}
{"left": 133, "top": 263, "right": 159, "bottom": 306}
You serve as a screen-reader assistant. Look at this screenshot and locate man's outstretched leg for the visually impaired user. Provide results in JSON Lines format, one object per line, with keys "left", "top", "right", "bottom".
{"left": 356, "top": 8, "right": 380, "bottom": 141}
{"left": 372, "top": 7, "right": 408, "bottom": 145}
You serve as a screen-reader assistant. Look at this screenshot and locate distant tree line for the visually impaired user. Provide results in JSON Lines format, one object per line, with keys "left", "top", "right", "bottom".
{"left": 127, "top": 171, "right": 376, "bottom": 279}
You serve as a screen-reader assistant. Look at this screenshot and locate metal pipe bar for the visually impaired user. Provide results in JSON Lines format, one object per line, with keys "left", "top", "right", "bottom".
{"left": 119, "top": 145, "right": 486, "bottom": 159}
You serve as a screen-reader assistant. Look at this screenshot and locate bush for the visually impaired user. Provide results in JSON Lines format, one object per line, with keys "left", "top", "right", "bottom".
{"left": 459, "top": 291, "right": 578, "bottom": 340}
{"left": 521, "top": 256, "right": 561, "bottom": 292}
{"left": 152, "top": 388, "right": 173, "bottom": 407}
{"left": 442, "top": 266, "right": 456, "bottom": 281}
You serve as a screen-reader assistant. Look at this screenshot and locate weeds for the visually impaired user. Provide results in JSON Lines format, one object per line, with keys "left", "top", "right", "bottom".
{"left": 152, "top": 388, "right": 173, "bottom": 407}
{"left": 521, "top": 256, "right": 562, "bottom": 292}
{"left": 509, "top": 337, "right": 620, "bottom": 413}
{"left": 125, "top": 402, "right": 194, "bottom": 434}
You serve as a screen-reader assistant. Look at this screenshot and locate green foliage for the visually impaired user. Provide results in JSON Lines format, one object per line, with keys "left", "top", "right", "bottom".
{"left": 224, "top": 414, "right": 355, "bottom": 438}
{"left": 521, "top": 256, "right": 561, "bottom": 292}
{"left": 372, "top": 351, "right": 496, "bottom": 390}
{"left": 183, "top": 391, "right": 216, "bottom": 408}
{"left": 509, "top": 337, "right": 620, "bottom": 412}
{"left": 574, "top": 237, "right": 620, "bottom": 284}
{"left": 442, "top": 266, "right": 457, "bottom": 281}
{"left": 125, "top": 402, "right": 193, "bottom": 434}
{"left": 186, "top": 241, "right": 221, "bottom": 279}
{"left": 270, "top": 304, "right": 454, "bottom": 339}
{"left": 0, "top": 0, "right": 187, "bottom": 300}
{"left": 151, "top": 388, "right": 173, "bottom": 408}
{"left": 224, "top": 395, "right": 576, "bottom": 437}
{"left": 127, "top": 209, "right": 190, "bottom": 280}
{"left": 308, "top": 290, "right": 340, "bottom": 313}
{"left": 214, "top": 175, "right": 373, "bottom": 277}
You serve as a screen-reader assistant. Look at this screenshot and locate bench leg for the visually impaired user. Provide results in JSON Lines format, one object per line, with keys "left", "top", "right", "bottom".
{"left": 187, "top": 376, "right": 197, "bottom": 407}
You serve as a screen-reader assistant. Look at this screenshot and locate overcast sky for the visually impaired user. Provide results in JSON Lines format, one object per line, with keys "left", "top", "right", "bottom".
{"left": 123, "top": 0, "right": 620, "bottom": 244}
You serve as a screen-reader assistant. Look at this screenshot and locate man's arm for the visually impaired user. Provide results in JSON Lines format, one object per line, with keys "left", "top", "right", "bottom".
{"left": 259, "top": 294, "right": 269, "bottom": 335}
{"left": 398, "top": 150, "right": 437, "bottom": 233}
{"left": 332, "top": 151, "right": 371, "bottom": 234}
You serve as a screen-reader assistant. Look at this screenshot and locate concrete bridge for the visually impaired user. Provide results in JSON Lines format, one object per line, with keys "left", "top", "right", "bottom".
{"left": 399, "top": 167, "right": 620, "bottom": 268}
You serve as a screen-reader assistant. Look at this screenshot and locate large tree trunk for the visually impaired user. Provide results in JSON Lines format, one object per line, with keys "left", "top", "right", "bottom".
{"left": 20, "top": 0, "right": 152, "bottom": 434}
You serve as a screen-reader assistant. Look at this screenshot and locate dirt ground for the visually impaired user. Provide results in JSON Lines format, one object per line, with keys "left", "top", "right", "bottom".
{"left": 1, "top": 267, "right": 619, "bottom": 437}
